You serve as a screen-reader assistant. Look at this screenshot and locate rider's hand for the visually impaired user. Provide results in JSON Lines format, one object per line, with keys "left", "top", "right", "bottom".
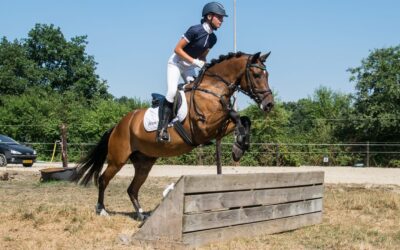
{"left": 192, "top": 58, "right": 205, "bottom": 68}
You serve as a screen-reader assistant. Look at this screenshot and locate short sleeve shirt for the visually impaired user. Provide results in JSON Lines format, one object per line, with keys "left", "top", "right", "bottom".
{"left": 182, "top": 24, "right": 217, "bottom": 59}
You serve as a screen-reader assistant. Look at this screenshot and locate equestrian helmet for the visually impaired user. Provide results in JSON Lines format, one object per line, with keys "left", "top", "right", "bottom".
{"left": 202, "top": 2, "right": 228, "bottom": 17}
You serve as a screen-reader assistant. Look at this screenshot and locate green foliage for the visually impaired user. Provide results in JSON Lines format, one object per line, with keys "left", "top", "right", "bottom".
{"left": 388, "top": 159, "right": 400, "bottom": 168}
{"left": 344, "top": 46, "right": 400, "bottom": 165}
{"left": 348, "top": 45, "right": 400, "bottom": 142}
{"left": 284, "top": 86, "right": 352, "bottom": 143}
{"left": 0, "top": 38, "right": 40, "bottom": 95}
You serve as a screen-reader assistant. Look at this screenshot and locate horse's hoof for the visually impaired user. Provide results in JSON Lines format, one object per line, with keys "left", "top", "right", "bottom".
{"left": 232, "top": 142, "right": 244, "bottom": 162}
{"left": 136, "top": 211, "right": 150, "bottom": 222}
{"left": 99, "top": 209, "right": 109, "bottom": 216}
{"left": 95, "top": 204, "right": 109, "bottom": 216}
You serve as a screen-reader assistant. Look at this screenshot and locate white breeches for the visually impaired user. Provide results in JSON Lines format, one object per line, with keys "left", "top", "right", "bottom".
{"left": 166, "top": 53, "right": 196, "bottom": 103}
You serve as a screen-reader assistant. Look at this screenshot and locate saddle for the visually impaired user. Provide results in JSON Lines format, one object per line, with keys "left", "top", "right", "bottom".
{"left": 143, "top": 88, "right": 188, "bottom": 132}
{"left": 151, "top": 89, "right": 183, "bottom": 118}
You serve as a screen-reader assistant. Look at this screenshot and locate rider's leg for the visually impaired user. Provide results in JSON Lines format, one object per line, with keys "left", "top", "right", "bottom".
{"left": 158, "top": 55, "right": 196, "bottom": 142}
{"left": 166, "top": 59, "right": 181, "bottom": 103}
{"left": 157, "top": 100, "right": 173, "bottom": 142}
{"left": 157, "top": 58, "right": 181, "bottom": 142}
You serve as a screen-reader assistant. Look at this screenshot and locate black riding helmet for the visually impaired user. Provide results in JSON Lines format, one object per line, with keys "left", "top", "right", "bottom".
{"left": 202, "top": 2, "right": 228, "bottom": 17}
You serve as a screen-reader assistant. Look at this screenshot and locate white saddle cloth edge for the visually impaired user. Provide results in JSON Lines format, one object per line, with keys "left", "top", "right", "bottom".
{"left": 143, "top": 91, "right": 188, "bottom": 132}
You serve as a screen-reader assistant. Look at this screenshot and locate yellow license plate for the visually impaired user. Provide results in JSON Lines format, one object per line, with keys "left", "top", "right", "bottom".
{"left": 23, "top": 160, "right": 33, "bottom": 164}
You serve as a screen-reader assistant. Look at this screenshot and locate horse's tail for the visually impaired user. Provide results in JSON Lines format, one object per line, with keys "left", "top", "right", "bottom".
{"left": 74, "top": 127, "right": 114, "bottom": 187}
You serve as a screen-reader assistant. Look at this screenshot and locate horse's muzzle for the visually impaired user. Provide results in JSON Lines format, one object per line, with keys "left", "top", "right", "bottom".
{"left": 260, "top": 97, "right": 274, "bottom": 113}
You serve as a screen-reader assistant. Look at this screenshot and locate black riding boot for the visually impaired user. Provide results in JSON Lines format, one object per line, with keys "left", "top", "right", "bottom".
{"left": 157, "top": 100, "right": 173, "bottom": 142}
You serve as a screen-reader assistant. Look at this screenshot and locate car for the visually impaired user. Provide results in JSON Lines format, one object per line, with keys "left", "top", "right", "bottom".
{"left": 0, "top": 134, "right": 37, "bottom": 167}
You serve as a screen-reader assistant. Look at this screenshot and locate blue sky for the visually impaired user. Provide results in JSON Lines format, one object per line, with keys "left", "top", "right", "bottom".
{"left": 1, "top": 0, "right": 399, "bottom": 109}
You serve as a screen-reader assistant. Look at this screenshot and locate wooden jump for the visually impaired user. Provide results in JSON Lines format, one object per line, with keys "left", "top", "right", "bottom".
{"left": 132, "top": 171, "right": 324, "bottom": 248}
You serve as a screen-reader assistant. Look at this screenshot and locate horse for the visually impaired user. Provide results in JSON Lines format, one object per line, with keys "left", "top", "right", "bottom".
{"left": 74, "top": 51, "right": 274, "bottom": 220}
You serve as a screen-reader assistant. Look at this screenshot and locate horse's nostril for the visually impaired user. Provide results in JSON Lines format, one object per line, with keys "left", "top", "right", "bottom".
{"left": 263, "top": 102, "right": 274, "bottom": 111}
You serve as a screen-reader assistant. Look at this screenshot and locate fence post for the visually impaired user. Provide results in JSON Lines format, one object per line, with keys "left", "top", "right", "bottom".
{"left": 60, "top": 123, "right": 68, "bottom": 168}
{"left": 276, "top": 143, "right": 280, "bottom": 167}
{"left": 197, "top": 146, "right": 203, "bottom": 166}
{"left": 366, "top": 141, "right": 370, "bottom": 167}
{"left": 216, "top": 139, "right": 222, "bottom": 174}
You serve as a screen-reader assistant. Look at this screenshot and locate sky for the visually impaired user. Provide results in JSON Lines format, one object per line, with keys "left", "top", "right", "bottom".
{"left": 1, "top": 0, "right": 399, "bottom": 109}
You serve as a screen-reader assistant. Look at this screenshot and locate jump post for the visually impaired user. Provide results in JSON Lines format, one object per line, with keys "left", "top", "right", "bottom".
{"left": 132, "top": 171, "right": 324, "bottom": 248}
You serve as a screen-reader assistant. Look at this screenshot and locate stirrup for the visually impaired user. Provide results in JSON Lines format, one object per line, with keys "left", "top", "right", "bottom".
{"left": 157, "top": 128, "right": 170, "bottom": 143}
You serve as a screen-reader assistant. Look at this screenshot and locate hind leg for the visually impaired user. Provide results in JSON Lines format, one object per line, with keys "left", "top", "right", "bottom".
{"left": 127, "top": 152, "right": 157, "bottom": 221}
{"left": 96, "top": 161, "right": 126, "bottom": 216}
{"left": 96, "top": 120, "right": 133, "bottom": 215}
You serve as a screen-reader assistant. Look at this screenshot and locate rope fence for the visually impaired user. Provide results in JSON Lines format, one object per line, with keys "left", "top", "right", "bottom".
{"left": 14, "top": 141, "right": 400, "bottom": 167}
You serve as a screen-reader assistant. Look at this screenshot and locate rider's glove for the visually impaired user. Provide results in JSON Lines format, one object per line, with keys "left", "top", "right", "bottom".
{"left": 192, "top": 58, "right": 205, "bottom": 68}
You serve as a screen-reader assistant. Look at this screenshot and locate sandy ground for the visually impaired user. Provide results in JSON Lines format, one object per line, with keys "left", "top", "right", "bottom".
{"left": 2, "top": 162, "right": 399, "bottom": 186}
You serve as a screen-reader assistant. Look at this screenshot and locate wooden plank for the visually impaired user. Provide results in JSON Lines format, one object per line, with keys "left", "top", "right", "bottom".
{"left": 185, "top": 185, "right": 323, "bottom": 213}
{"left": 183, "top": 212, "right": 322, "bottom": 247}
{"left": 133, "top": 176, "right": 184, "bottom": 242}
{"left": 183, "top": 199, "right": 322, "bottom": 232}
{"left": 184, "top": 171, "right": 324, "bottom": 193}
{"left": 131, "top": 239, "right": 188, "bottom": 250}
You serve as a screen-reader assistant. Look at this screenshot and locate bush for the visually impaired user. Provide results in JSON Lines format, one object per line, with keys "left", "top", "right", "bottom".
{"left": 388, "top": 159, "right": 400, "bottom": 168}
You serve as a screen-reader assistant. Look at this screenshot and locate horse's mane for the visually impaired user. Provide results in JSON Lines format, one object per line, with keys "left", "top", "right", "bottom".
{"left": 189, "top": 51, "right": 248, "bottom": 88}
{"left": 204, "top": 51, "right": 247, "bottom": 69}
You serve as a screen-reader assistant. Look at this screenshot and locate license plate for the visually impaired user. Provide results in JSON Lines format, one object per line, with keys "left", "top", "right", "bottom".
{"left": 23, "top": 159, "right": 33, "bottom": 164}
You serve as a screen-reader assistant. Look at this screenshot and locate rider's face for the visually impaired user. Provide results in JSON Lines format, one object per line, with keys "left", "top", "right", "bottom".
{"left": 211, "top": 14, "right": 224, "bottom": 29}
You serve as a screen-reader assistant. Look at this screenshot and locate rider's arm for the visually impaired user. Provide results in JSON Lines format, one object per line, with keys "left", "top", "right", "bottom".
{"left": 174, "top": 38, "right": 195, "bottom": 64}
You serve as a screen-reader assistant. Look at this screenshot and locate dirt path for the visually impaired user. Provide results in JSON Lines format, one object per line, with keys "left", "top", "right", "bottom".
{"left": 2, "top": 163, "right": 400, "bottom": 185}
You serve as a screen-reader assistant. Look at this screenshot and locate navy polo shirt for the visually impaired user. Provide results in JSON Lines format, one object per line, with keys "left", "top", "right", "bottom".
{"left": 182, "top": 24, "right": 217, "bottom": 59}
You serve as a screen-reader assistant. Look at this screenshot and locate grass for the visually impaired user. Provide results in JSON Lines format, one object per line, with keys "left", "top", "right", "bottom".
{"left": 0, "top": 171, "right": 399, "bottom": 250}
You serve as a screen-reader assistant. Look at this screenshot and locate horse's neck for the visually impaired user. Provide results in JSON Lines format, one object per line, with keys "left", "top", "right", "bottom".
{"left": 206, "top": 59, "right": 243, "bottom": 85}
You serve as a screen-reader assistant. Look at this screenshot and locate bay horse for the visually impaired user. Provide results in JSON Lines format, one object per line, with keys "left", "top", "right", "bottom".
{"left": 74, "top": 51, "right": 274, "bottom": 220}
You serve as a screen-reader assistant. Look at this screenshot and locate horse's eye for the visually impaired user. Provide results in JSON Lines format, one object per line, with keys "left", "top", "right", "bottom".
{"left": 253, "top": 73, "right": 261, "bottom": 78}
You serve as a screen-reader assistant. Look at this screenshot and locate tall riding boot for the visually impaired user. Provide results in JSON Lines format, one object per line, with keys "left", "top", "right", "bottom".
{"left": 157, "top": 100, "right": 173, "bottom": 142}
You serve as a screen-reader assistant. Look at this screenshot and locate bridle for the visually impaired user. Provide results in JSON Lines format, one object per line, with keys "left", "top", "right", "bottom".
{"left": 239, "top": 55, "right": 273, "bottom": 104}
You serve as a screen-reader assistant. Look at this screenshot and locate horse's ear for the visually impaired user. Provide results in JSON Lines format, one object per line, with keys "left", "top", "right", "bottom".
{"left": 251, "top": 52, "right": 261, "bottom": 63}
{"left": 260, "top": 51, "right": 271, "bottom": 63}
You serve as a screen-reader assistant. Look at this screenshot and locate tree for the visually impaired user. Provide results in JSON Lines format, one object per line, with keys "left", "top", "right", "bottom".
{"left": 0, "top": 38, "right": 40, "bottom": 95}
{"left": 284, "top": 86, "right": 352, "bottom": 143}
{"left": 25, "top": 24, "right": 110, "bottom": 99}
{"left": 348, "top": 45, "right": 400, "bottom": 142}
{"left": 0, "top": 23, "right": 110, "bottom": 99}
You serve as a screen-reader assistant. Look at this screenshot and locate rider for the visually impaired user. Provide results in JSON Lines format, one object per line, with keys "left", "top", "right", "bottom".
{"left": 157, "top": 2, "right": 228, "bottom": 142}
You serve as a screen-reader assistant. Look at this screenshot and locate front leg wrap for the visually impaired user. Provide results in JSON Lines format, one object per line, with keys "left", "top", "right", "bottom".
{"left": 229, "top": 111, "right": 251, "bottom": 161}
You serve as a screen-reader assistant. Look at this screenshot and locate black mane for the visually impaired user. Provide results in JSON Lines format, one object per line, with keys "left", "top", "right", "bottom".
{"left": 204, "top": 51, "right": 247, "bottom": 69}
